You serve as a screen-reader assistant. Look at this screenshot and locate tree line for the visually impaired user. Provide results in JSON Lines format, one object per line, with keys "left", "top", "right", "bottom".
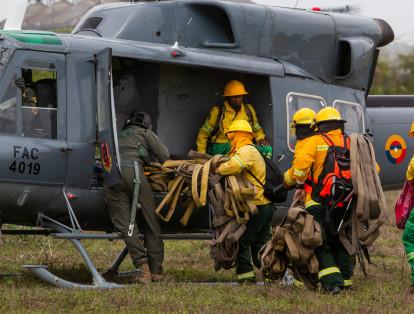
{"left": 371, "top": 51, "right": 414, "bottom": 95}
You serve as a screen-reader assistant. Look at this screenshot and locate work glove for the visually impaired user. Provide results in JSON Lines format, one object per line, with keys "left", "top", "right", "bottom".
{"left": 14, "top": 77, "right": 26, "bottom": 89}
{"left": 257, "top": 144, "right": 273, "bottom": 159}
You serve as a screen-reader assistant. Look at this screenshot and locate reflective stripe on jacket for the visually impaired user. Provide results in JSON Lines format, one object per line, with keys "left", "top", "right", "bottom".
{"left": 217, "top": 144, "right": 270, "bottom": 205}
{"left": 284, "top": 135, "right": 315, "bottom": 187}
{"left": 283, "top": 129, "right": 345, "bottom": 207}
{"left": 196, "top": 101, "right": 266, "bottom": 153}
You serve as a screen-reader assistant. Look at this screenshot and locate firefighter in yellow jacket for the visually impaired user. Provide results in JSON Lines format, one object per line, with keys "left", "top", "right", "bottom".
{"left": 284, "top": 107, "right": 354, "bottom": 294}
{"left": 216, "top": 120, "right": 274, "bottom": 282}
{"left": 286, "top": 107, "right": 317, "bottom": 201}
{"left": 403, "top": 122, "right": 414, "bottom": 292}
{"left": 196, "top": 80, "right": 271, "bottom": 158}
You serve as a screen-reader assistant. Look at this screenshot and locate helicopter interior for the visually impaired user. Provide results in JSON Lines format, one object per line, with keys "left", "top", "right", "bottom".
{"left": 111, "top": 57, "right": 274, "bottom": 158}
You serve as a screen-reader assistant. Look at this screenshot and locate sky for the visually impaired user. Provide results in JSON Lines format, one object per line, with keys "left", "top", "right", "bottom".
{"left": 253, "top": 0, "right": 414, "bottom": 44}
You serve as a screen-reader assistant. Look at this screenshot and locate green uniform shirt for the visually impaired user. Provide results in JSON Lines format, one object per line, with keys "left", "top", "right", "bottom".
{"left": 118, "top": 126, "right": 169, "bottom": 164}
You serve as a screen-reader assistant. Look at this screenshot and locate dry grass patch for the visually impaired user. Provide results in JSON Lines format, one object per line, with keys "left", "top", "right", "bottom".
{"left": 0, "top": 190, "right": 413, "bottom": 313}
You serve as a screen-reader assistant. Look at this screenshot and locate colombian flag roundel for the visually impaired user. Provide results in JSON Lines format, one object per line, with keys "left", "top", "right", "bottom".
{"left": 385, "top": 135, "right": 407, "bottom": 164}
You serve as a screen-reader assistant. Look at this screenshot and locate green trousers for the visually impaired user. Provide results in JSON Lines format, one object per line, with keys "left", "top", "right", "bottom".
{"left": 402, "top": 208, "right": 414, "bottom": 285}
{"left": 104, "top": 163, "right": 164, "bottom": 274}
{"left": 307, "top": 205, "right": 355, "bottom": 290}
{"left": 236, "top": 203, "right": 274, "bottom": 279}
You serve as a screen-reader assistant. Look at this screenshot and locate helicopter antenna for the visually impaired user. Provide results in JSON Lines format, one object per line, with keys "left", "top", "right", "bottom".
{"left": 3, "top": 0, "right": 28, "bottom": 30}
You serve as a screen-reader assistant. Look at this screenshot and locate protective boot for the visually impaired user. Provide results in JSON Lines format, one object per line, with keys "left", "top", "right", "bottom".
{"left": 329, "top": 286, "right": 341, "bottom": 295}
{"left": 132, "top": 263, "right": 152, "bottom": 284}
{"left": 151, "top": 273, "right": 165, "bottom": 282}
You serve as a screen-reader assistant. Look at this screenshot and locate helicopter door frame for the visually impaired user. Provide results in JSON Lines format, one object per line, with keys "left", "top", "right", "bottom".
{"left": 95, "top": 48, "right": 121, "bottom": 187}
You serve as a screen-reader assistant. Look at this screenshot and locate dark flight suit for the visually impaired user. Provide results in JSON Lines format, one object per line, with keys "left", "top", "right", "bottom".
{"left": 104, "top": 125, "right": 169, "bottom": 274}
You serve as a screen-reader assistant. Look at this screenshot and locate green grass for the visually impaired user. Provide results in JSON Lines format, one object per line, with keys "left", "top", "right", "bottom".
{"left": 0, "top": 191, "right": 413, "bottom": 313}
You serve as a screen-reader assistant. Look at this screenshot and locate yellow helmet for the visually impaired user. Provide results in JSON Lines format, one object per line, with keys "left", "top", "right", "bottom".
{"left": 226, "top": 120, "right": 253, "bottom": 133}
{"left": 409, "top": 122, "right": 414, "bottom": 137}
{"left": 223, "top": 80, "right": 248, "bottom": 97}
{"left": 291, "top": 108, "right": 316, "bottom": 127}
{"left": 315, "top": 107, "right": 344, "bottom": 124}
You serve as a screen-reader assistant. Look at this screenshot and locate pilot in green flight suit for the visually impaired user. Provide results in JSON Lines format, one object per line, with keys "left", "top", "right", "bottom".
{"left": 104, "top": 111, "right": 169, "bottom": 283}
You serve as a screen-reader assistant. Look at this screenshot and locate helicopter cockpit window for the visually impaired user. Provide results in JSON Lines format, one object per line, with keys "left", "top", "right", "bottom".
{"left": 0, "top": 75, "right": 18, "bottom": 134}
{"left": 333, "top": 100, "right": 364, "bottom": 134}
{"left": 286, "top": 92, "right": 326, "bottom": 151}
{"left": 21, "top": 68, "right": 57, "bottom": 139}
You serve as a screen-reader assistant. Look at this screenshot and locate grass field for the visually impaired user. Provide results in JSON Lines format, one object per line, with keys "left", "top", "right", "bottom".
{"left": 0, "top": 191, "right": 413, "bottom": 313}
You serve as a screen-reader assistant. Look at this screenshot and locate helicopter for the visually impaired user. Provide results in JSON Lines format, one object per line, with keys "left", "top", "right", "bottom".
{"left": 0, "top": 0, "right": 399, "bottom": 288}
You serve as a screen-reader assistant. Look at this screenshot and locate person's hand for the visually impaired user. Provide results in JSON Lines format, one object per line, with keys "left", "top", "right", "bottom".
{"left": 257, "top": 138, "right": 270, "bottom": 146}
{"left": 293, "top": 189, "right": 306, "bottom": 202}
{"left": 15, "top": 77, "right": 25, "bottom": 89}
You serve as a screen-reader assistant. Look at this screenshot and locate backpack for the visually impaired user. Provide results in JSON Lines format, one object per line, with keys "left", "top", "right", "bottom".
{"left": 248, "top": 145, "right": 287, "bottom": 203}
{"left": 395, "top": 180, "right": 414, "bottom": 229}
{"left": 312, "top": 133, "right": 353, "bottom": 207}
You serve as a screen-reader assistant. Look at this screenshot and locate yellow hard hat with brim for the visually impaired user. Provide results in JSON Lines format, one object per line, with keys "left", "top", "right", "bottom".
{"left": 226, "top": 120, "right": 253, "bottom": 133}
{"left": 315, "top": 107, "right": 345, "bottom": 124}
{"left": 223, "top": 80, "right": 248, "bottom": 97}
{"left": 291, "top": 107, "right": 316, "bottom": 128}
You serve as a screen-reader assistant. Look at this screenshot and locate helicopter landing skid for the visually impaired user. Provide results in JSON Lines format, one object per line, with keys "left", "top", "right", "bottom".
{"left": 23, "top": 214, "right": 123, "bottom": 289}
{"left": 102, "top": 246, "right": 141, "bottom": 279}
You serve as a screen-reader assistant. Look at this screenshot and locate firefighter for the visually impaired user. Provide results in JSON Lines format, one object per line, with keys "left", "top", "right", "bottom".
{"left": 196, "top": 80, "right": 271, "bottom": 158}
{"left": 403, "top": 122, "right": 414, "bottom": 292}
{"left": 216, "top": 120, "right": 274, "bottom": 282}
{"left": 104, "top": 111, "right": 169, "bottom": 283}
{"left": 284, "top": 107, "right": 354, "bottom": 294}
{"left": 284, "top": 107, "right": 317, "bottom": 288}
{"left": 284, "top": 107, "right": 317, "bottom": 201}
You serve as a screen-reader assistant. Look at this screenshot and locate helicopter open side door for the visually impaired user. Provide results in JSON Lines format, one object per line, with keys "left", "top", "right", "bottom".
{"left": 95, "top": 48, "right": 121, "bottom": 187}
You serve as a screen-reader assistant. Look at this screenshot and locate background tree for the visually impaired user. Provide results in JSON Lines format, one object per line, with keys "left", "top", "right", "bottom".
{"left": 371, "top": 51, "right": 414, "bottom": 94}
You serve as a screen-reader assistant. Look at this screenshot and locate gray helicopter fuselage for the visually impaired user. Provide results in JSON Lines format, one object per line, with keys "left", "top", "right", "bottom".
{"left": 0, "top": 0, "right": 397, "bottom": 232}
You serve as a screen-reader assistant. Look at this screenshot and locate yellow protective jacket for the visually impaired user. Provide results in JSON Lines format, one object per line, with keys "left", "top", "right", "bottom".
{"left": 284, "top": 129, "right": 345, "bottom": 208}
{"left": 217, "top": 138, "right": 270, "bottom": 206}
{"left": 196, "top": 101, "right": 266, "bottom": 153}
{"left": 407, "top": 156, "right": 414, "bottom": 181}
{"left": 284, "top": 135, "right": 316, "bottom": 187}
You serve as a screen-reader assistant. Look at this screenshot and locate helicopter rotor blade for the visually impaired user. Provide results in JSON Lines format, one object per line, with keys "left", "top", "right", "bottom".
{"left": 3, "top": 0, "right": 29, "bottom": 31}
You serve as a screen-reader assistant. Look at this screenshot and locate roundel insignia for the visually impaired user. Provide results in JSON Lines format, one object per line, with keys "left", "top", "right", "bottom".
{"left": 385, "top": 135, "right": 407, "bottom": 164}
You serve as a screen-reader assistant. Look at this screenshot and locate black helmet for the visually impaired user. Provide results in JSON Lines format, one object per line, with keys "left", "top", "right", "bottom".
{"left": 124, "top": 111, "right": 152, "bottom": 129}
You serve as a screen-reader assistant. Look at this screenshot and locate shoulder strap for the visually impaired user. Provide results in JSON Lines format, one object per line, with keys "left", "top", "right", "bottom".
{"left": 343, "top": 133, "right": 349, "bottom": 150}
{"left": 245, "top": 104, "right": 254, "bottom": 126}
{"left": 246, "top": 144, "right": 266, "bottom": 188}
{"left": 319, "top": 133, "right": 335, "bottom": 147}
{"left": 320, "top": 132, "right": 349, "bottom": 150}
{"left": 210, "top": 105, "right": 224, "bottom": 144}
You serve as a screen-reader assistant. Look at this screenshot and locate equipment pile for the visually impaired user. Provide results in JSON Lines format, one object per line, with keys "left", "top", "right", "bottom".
{"left": 260, "top": 201, "right": 322, "bottom": 289}
{"left": 145, "top": 151, "right": 259, "bottom": 269}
